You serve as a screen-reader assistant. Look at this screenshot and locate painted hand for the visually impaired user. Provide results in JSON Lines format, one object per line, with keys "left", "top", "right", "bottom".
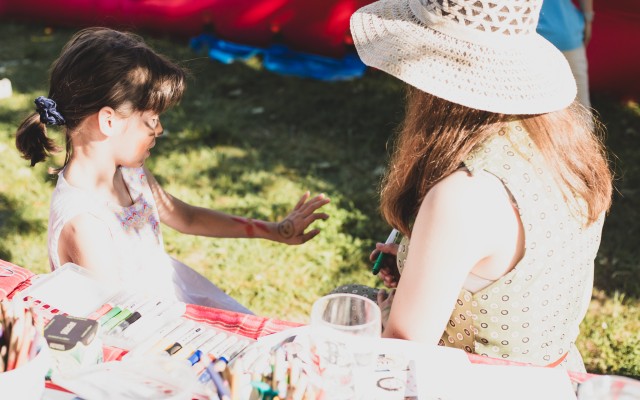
{"left": 277, "top": 192, "right": 330, "bottom": 245}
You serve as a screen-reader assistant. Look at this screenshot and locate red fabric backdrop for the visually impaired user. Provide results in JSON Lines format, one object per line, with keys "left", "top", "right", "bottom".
{"left": 0, "top": 0, "right": 637, "bottom": 98}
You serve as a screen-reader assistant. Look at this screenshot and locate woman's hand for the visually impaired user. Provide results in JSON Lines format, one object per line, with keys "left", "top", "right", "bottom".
{"left": 276, "top": 192, "right": 330, "bottom": 245}
{"left": 370, "top": 242, "right": 400, "bottom": 288}
{"left": 377, "top": 288, "right": 396, "bottom": 330}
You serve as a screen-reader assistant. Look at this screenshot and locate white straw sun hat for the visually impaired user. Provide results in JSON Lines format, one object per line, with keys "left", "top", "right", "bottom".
{"left": 350, "top": 0, "right": 577, "bottom": 114}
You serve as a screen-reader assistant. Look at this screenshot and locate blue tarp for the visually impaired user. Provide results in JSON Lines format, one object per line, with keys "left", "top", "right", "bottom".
{"left": 190, "top": 33, "right": 367, "bottom": 81}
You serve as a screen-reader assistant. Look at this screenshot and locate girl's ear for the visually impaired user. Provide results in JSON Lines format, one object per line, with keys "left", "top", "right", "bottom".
{"left": 97, "top": 107, "right": 117, "bottom": 137}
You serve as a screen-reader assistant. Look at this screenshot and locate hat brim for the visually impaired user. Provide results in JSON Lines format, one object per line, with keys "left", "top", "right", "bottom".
{"left": 350, "top": 0, "right": 577, "bottom": 115}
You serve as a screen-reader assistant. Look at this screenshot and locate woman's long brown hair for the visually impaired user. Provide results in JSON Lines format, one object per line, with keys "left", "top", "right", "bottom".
{"left": 380, "top": 86, "right": 613, "bottom": 237}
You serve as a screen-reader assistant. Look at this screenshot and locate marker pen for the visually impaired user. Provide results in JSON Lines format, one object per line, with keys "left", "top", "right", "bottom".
{"left": 199, "top": 331, "right": 228, "bottom": 357}
{"left": 187, "top": 328, "right": 218, "bottom": 355}
{"left": 198, "top": 356, "right": 228, "bottom": 384}
{"left": 124, "top": 317, "right": 183, "bottom": 358}
{"left": 205, "top": 360, "right": 231, "bottom": 400}
{"left": 187, "top": 349, "right": 203, "bottom": 366}
{"left": 145, "top": 319, "right": 196, "bottom": 355}
{"left": 98, "top": 306, "right": 122, "bottom": 326}
{"left": 121, "top": 298, "right": 175, "bottom": 339}
{"left": 109, "top": 297, "right": 166, "bottom": 336}
{"left": 124, "top": 301, "right": 186, "bottom": 346}
{"left": 97, "top": 292, "right": 138, "bottom": 326}
{"left": 108, "top": 311, "right": 142, "bottom": 335}
{"left": 233, "top": 343, "right": 261, "bottom": 371}
{"left": 124, "top": 294, "right": 150, "bottom": 313}
{"left": 273, "top": 347, "right": 287, "bottom": 398}
{"left": 102, "top": 294, "right": 148, "bottom": 332}
{"left": 222, "top": 339, "right": 250, "bottom": 361}
{"left": 85, "top": 291, "right": 129, "bottom": 320}
{"left": 209, "top": 335, "right": 239, "bottom": 359}
{"left": 372, "top": 228, "right": 399, "bottom": 275}
{"left": 165, "top": 325, "right": 204, "bottom": 357}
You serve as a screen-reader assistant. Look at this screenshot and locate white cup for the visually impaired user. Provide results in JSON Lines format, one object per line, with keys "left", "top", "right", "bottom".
{"left": 310, "top": 293, "right": 381, "bottom": 399}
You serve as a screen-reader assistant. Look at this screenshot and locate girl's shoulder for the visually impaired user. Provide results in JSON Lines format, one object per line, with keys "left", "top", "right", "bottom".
{"left": 119, "top": 166, "right": 150, "bottom": 192}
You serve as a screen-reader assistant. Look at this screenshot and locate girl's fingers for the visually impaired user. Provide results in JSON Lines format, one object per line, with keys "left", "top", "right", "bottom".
{"left": 377, "top": 289, "right": 388, "bottom": 304}
{"left": 299, "top": 195, "right": 329, "bottom": 213}
{"left": 304, "top": 213, "right": 329, "bottom": 225}
{"left": 299, "top": 229, "right": 320, "bottom": 243}
{"left": 294, "top": 192, "right": 311, "bottom": 210}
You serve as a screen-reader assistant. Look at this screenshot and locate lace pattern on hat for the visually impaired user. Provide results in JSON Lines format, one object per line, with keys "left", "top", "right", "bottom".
{"left": 410, "top": 0, "right": 541, "bottom": 46}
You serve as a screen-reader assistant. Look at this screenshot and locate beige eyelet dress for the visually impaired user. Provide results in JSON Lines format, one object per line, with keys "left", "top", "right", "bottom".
{"left": 395, "top": 121, "right": 604, "bottom": 372}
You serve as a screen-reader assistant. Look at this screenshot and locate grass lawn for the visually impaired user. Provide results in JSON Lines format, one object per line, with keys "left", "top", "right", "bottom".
{"left": 1, "top": 22, "right": 638, "bottom": 377}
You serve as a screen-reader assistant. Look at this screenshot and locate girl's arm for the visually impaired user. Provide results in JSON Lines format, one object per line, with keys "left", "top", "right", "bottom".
{"left": 144, "top": 167, "right": 330, "bottom": 245}
{"left": 382, "top": 169, "right": 522, "bottom": 343}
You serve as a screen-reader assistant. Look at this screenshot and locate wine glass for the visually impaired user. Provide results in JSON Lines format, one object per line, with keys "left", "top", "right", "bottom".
{"left": 309, "top": 293, "right": 381, "bottom": 399}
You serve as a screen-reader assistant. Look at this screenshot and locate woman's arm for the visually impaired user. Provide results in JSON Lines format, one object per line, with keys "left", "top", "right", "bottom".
{"left": 382, "top": 169, "right": 522, "bottom": 343}
{"left": 144, "top": 167, "right": 330, "bottom": 245}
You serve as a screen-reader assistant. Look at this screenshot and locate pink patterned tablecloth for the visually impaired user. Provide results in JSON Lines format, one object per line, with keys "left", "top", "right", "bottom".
{"left": 1, "top": 258, "right": 598, "bottom": 386}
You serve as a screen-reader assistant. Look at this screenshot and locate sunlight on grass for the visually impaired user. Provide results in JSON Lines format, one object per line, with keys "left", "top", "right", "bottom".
{"left": 579, "top": 290, "right": 640, "bottom": 377}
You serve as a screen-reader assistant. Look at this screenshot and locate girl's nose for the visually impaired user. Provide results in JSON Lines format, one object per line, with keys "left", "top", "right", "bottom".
{"left": 155, "top": 121, "right": 164, "bottom": 137}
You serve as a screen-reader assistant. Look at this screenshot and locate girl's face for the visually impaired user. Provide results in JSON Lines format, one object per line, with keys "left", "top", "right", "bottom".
{"left": 114, "top": 110, "right": 162, "bottom": 167}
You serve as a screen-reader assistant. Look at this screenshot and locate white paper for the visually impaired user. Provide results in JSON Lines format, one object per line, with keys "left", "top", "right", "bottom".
{"left": 415, "top": 362, "right": 577, "bottom": 400}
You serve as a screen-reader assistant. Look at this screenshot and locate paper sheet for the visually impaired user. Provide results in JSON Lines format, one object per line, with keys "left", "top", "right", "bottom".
{"left": 415, "top": 361, "right": 577, "bottom": 400}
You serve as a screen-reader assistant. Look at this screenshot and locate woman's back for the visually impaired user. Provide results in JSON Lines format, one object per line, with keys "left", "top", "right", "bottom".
{"left": 397, "top": 121, "right": 603, "bottom": 371}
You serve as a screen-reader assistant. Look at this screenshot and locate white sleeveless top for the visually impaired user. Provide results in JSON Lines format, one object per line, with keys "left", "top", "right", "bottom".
{"left": 47, "top": 167, "right": 251, "bottom": 314}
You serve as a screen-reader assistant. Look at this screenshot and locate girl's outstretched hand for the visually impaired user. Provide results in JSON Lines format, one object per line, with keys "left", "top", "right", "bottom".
{"left": 276, "top": 192, "right": 330, "bottom": 245}
{"left": 370, "top": 243, "right": 401, "bottom": 288}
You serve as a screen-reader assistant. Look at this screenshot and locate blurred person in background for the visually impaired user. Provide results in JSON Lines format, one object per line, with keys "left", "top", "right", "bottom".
{"left": 537, "top": 0, "right": 594, "bottom": 108}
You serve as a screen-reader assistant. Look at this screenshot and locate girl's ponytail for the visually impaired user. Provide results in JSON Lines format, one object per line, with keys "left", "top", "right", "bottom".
{"left": 15, "top": 113, "right": 61, "bottom": 167}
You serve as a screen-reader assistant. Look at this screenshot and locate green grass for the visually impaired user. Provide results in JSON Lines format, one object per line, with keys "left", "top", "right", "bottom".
{"left": 0, "top": 22, "right": 638, "bottom": 377}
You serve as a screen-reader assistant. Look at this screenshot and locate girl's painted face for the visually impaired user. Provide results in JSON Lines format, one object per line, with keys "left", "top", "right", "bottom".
{"left": 115, "top": 110, "right": 163, "bottom": 167}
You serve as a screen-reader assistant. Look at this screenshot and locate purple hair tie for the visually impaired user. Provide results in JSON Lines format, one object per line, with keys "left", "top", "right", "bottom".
{"left": 34, "top": 96, "right": 66, "bottom": 126}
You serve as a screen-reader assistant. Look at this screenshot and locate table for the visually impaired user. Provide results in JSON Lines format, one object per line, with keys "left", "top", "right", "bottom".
{"left": 0, "top": 258, "right": 609, "bottom": 399}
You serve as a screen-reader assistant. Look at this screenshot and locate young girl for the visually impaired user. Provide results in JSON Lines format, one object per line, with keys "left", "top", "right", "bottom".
{"left": 344, "top": 0, "right": 613, "bottom": 371}
{"left": 15, "top": 27, "right": 330, "bottom": 314}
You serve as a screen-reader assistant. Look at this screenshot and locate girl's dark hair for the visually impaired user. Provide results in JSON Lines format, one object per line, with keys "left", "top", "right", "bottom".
{"left": 16, "top": 27, "right": 186, "bottom": 169}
